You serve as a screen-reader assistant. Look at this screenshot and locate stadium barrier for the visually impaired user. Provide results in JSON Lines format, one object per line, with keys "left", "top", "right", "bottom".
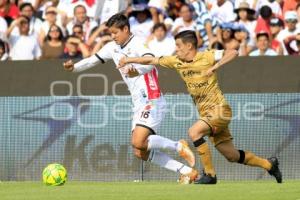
{"left": 0, "top": 56, "right": 299, "bottom": 181}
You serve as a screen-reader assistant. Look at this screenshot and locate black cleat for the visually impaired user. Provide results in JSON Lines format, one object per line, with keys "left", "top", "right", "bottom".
{"left": 267, "top": 157, "right": 282, "bottom": 183}
{"left": 194, "top": 170, "right": 217, "bottom": 184}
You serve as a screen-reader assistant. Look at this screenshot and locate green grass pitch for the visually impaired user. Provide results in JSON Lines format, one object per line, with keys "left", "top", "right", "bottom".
{"left": 0, "top": 181, "right": 300, "bottom": 200}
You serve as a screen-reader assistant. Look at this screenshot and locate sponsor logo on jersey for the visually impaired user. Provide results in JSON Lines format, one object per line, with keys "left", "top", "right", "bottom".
{"left": 181, "top": 70, "right": 201, "bottom": 77}
{"left": 187, "top": 81, "right": 209, "bottom": 89}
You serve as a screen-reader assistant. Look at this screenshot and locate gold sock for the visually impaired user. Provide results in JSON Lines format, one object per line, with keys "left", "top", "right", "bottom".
{"left": 197, "top": 142, "right": 216, "bottom": 176}
{"left": 244, "top": 151, "right": 271, "bottom": 170}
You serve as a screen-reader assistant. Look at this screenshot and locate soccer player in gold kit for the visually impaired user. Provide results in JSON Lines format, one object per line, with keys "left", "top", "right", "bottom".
{"left": 118, "top": 30, "right": 282, "bottom": 184}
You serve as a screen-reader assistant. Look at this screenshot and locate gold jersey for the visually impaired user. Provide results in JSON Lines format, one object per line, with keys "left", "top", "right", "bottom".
{"left": 158, "top": 50, "right": 229, "bottom": 115}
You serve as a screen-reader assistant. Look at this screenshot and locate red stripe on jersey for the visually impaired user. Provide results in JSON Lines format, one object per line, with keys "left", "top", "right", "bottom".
{"left": 144, "top": 68, "right": 161, "bottom": 99}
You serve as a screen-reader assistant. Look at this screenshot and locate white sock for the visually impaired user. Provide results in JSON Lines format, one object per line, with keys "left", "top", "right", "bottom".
{"left": 147, "top": 135, "right": 180, "bottom": 152}
{"left": 148, "top": 150, "right": 192, "bottom": 175}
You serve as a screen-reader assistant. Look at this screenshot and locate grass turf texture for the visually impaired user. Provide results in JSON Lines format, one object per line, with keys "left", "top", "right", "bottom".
{"left": 0, "top": 181, "right": 299, "bottom": 200}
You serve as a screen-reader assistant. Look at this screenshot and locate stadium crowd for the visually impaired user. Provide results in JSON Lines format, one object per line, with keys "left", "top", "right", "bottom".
{"left": 0, "top": 0, "right": 300, "bottom": 61}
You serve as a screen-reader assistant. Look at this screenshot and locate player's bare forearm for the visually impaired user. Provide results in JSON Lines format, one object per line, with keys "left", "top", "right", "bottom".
{"left": 212, "top": 49, "right": 238, "bottom": 71}
{"left": 119, "top": 57, "right": 159, "bottom": 68}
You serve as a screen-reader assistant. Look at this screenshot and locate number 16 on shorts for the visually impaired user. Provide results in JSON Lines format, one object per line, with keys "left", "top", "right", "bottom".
{"left": 140, "top": 110, "right": 150, "bottom": 119}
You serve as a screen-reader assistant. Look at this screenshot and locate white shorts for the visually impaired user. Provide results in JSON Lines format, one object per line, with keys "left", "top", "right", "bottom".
{"left": 131, "top": 97, "right": 167, "bottom": 134}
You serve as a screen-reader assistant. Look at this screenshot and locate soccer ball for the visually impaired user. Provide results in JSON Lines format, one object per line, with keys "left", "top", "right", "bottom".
{"left": 42, "top": 163, "right": 67, "bottom": 186}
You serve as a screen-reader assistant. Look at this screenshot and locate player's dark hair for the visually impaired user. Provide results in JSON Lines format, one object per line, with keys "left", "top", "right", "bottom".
{"left": 106, "top": 13, "right": 130, "bottom": 31}
{"left": 175, "top": 30, "right": 198, "bottom": 49}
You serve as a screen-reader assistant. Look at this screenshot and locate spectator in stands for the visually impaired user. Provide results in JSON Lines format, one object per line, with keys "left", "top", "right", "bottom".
{"left": 86, "top": 23, "right": 112, "bottom": 53}
{"left": 6, "top": 16, "right": 41, "bottom": 60}
{"left": 210, "top": 0, "right": 235, "bottom": 24}
{"left": 255, "top": 5, "right": 274, "bottom": 36}
{"left": 66, "top": 4, "right": 98, "bottom": 42}
{"left": 129, "top": 4, "right": 154, "bottom": 43}
{"left": 72, "top": 24, "right": 85, "bottom": 41}
{"left": 18, "top": 0, "right": 43, "bottom": 11}
{"left": 165, "top": 0, "right": 185, "bottom": 20}
{"left": 234, "top": 0, "right": 257, "bottom": 11}
{"left": 147, "top": 23, "right": 175, "bottom": 56}
{"left": 270, "top": 17, "right": 284, "bottom": 55}
{"left": 0, "top": 16, "right": 7, "bottom": 40}
{"left": 233, "top": 23, "right": 255, "bottom": 55}
{"left": 257, "top": 0, "right": 283, "bottom": 17}
{"left": 249, "top": 31, "right": 278, "bottom": 56}
{"left": 39, "top": 6, "right": 67, "bottom": 46}
{"left": 60, "top": 35, "right": 90, "bottom": 59}
{"left": 41, "top": 24, "right": 65, "bottom": 59}
{"left": 217, "top": 23, "right": 240, "bottom": 50}
{"left": 95, "top": 0, "right": 130, "bottom": 23}
{"left": 234, "top": 2, "right": 256, "bottom": 43}
{"left": 171, "top": 3, "right": 196, "bottom": 36}
{"left": 296, "top": 3, "right": 300, "bottom": 28}
{"left": 58, "top": 0, "right": 97, "bottom": 19}
{"left": 277, "top": 11, "right": 300, "bottom": 54}
{"left": 0, "top": 39, "right": 9, "bottom": 61}
{"left": 283, "top": 0, "right": 300, "bottom": 15}
{"left": 147, "top": 0, "right": 168, "bottom": 24}
{"left": 0, "top": 0, "right": 19, "bottom": 25}
{"left": 11, "top": 3, "right": 42, "bottom": 37}
{"left": 190, "top": 0, "right": 219, "bottom": 47}
{"left": 283, "top": 30, "right": 300, "bottom": 55}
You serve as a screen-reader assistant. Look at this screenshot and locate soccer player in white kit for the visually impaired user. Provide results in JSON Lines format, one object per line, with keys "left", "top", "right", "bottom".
{"left": 63, "top": 13, "right": 198, "bottom": 183}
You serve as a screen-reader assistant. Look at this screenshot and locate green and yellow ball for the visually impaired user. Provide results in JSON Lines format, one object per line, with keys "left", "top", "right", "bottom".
{"left": 42, "top": 163, "right": 67, "bottom": 186}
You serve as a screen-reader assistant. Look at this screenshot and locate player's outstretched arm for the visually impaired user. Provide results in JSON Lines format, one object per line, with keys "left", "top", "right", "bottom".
{"left": 63, "top": 55, "right": 101, "bottom": 73}
{"left": 118, "top": 56, "right": 159, "bottom": 68}
{"left": 206, "top": 49, "right": 238, "bottom": 77}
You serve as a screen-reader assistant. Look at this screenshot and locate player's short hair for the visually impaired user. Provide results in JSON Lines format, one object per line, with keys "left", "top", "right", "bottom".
{"left": 106, "top": 13, "right": 130, "bottom": 31}
{"left": 175, "top": 30, "right": 198, "bottom": 49}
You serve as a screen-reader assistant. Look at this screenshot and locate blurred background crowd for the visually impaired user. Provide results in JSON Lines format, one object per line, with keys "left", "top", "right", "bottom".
{"left": 0, "top": 0, "right": 300, "bottom": 61}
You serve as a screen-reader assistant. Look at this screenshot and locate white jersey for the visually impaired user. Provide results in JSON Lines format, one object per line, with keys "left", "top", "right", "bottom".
{"left": 73, "top": 35, "right": 166, "bottom": 132}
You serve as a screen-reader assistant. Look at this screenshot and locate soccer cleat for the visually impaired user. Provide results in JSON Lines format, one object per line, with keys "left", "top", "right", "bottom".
{"left": 178, "top": 140, "right": 196, "bottom": 167}
{"left": 194, "top": 170, "right": 217, "bottom": 184}
{"left": 179, "top": 169, "right": 199, "bottom": 184}
{"left": 267, "top": 157, "right": 282, "bottom": 183}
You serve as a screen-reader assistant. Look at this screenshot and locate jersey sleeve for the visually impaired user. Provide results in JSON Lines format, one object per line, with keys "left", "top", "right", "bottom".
{"left": 158, "top": 56, "right": 177, "bottom": 69}
{"left": 133, "top": 40, "right": 155, "bottom": 74}
{"left": 73, "top": 42, "right": 113, "bottom": 72}
{"left": 135, "top": 40, "right": 155, "bottom": 57}
{"left": 203, "top": 49, "right": 223, "bottom": 66}
{"left": 95, "top": 41, "right": 113, "bottom": 62}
